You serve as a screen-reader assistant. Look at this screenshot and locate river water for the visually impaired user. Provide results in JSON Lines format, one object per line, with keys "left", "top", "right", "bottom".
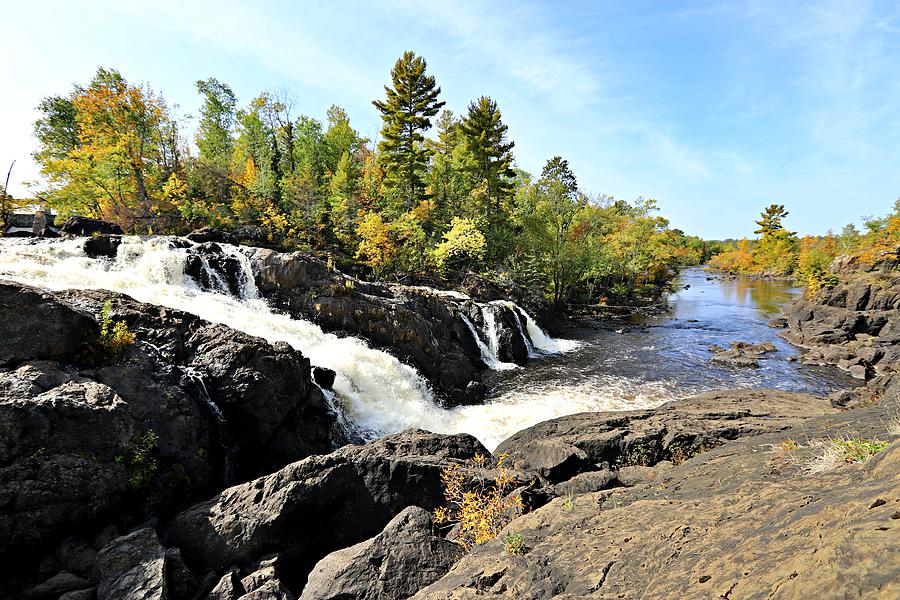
{"left": 0, "top": 240, "right": 852, "bottom": 450}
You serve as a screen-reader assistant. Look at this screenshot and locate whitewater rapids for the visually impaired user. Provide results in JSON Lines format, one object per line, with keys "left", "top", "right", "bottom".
{"left": 0, "top": 237, "right": 669, "bottom": 449}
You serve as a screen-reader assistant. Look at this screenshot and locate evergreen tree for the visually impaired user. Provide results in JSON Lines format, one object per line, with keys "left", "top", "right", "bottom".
{"left": 754, "top": 204, "right": 789, "bottom": 236}
{"left": 372, "top": 51, "right": 445, "bottom": 210}
{"left": 459, "top": 96, "right": 515, "bottom": 217}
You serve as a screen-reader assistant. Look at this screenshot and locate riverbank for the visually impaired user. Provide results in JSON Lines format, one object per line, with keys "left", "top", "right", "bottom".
{"left": 0, "top": 234, "right": 896, "bottom": 598}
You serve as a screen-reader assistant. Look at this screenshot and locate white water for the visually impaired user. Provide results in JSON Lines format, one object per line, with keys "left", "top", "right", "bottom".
{"left": 477, "top": 306, "right": 519, "bottom": 371}
{"left": 0, "top": 237, "right": 658, "bottom": 450}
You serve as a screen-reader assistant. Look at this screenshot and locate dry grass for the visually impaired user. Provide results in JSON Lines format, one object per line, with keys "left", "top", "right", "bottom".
{"left": 806, "top": 436, "right": 889, "bottom": 474}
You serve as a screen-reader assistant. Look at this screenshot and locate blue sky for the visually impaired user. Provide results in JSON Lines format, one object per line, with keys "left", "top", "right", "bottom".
{"left": 2, "top": 0, "right": 899, "bottom": 238}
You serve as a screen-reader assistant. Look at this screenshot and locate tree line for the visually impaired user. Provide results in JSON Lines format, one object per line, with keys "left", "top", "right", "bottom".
{"left": 710, "top": 201, "right": 900, "bottom": 293}
{"left": 30, "top": 52, "right": 707, "bottom": 305}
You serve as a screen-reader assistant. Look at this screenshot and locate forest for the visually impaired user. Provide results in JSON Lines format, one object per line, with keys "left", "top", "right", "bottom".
{"left": 710, "top": 201, "right": 900, "bottom": 294}
{"left": 28, "top": 52, "right": 708, "bottom": 307}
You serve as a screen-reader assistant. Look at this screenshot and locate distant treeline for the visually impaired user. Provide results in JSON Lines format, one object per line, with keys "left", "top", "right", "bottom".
{"left": 710, "top": 201, "right": 900, "bottom": 293}
{"left": 31, "top": 52, "right": 708, "bottom": 305}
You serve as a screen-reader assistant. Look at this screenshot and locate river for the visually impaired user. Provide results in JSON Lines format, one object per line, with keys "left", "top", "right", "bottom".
{"left": 0, "top": 239, "right": 853, "bottom": 450}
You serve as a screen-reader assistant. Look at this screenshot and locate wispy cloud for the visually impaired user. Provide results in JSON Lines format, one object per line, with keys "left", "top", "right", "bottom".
{"left": 380, "top": 0, "right": 603, "bottom": 111}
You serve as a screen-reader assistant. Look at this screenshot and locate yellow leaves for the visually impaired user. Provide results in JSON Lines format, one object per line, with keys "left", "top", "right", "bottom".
{"left": 355, "top": 211, "right": 398, "bottom": 271}
{"left": 434, "top": 452, "right": 524, "bottom": 550}
{"left": 433, "top": 217, "right": 486, "bottom": 269}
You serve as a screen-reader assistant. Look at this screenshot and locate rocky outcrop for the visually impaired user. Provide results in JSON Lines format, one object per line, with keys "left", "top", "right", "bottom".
{"left": 0, "top": 281, "right": 337, "bottom": 596}
{"left": 300, "top": 506, "right": 462, "bottom": 600}
{"left": 59, "top": 216, "right": 124, "bottom": 236}
{"left": 165, "top": 430, "right": 486, "bottom": 592}
{"left": 96, "top": 528, "right": 167, "bottom": 600}
{"left": 244, "top": 248, "right": 538, "bottom": 404}
{"left": 495, "top": 388, "right": 836, "bottom": 485}
{"left": 782, "top": 256, "right": 900, "bottom": 380}
{"left": 708, "top": 341, "right": 777, "bottom": 368}
{"left": 416, "top": 389, "right": 900, "bottom": 599}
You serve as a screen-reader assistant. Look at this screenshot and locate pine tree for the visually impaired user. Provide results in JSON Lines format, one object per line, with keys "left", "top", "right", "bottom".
{"left": 459, "top": 96, "right": 515, "bottom": 217}
{"left": 754, "top": 204, "right": 789, "bottom": 236}
{"left": 372, "top": 51, "right": 445, "bottom": 210}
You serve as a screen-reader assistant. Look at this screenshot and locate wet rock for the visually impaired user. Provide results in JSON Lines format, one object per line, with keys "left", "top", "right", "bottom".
{"left": 300, "top": 506, "right": 462, "bottom": 600}
{"left": 96, "top": 528, "right": 167, "bottom": 600}
{"left": 187, "top": 227, "right": 239, "bottom": 245}
{"left": 166, "top": 430, "right": 486, "bottom": 588}
{"left": 83, "top": 235, "right": 122, "bottom": 259}
{"left": 59, "top": 216, "right": 124, "bottom": 236}
{"left": 311, "top": 367, "right": 336, "bottom": 390}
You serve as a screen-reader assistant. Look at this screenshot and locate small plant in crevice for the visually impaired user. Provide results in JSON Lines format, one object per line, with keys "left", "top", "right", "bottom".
{"left": 780, "top": 438, "right": 801, "bottom": 452}
{"left": 807, "top": 437, "right": 889, "bottom": 474}
{"left": 617, "top": 440, "right": 658, "bottom": 467}
{"left": 434, "top": 453, "right": 524, "bottom": 551}
{"left": 81, "top": 299, "right": 137, "bottom": 364}
{"left": 116, "top": 430, "right": 159, "bottom": 489}
{"left": 504, "top": 532, "right": 527, "bottom": 556}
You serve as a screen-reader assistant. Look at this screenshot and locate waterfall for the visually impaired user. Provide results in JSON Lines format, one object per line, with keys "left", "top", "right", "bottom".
{"left": 460, "top": 313, "right": 515, "bottom": 370}
{"left": 0, "top": 236, "right": 616, "bottom": 451}
{"left": 488, "top": 299, "right": 581, "bottom": 356}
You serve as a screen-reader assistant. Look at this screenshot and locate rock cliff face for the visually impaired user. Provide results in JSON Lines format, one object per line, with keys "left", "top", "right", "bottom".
{"left": 782, "top": 254, "right": 900, "bottom": 381}
{"left": 244, "top": 248, "right": 542, "bottom": 404}
{"left": 0, "top": 281, "right": 338, "bottom": 596}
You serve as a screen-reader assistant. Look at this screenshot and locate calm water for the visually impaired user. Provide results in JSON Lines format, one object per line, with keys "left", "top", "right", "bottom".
{"left": 485, "top": 267, "right": 854, "bottom": 409}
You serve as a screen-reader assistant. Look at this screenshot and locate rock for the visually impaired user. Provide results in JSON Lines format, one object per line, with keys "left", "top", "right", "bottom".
{"left": 503, "top": 440, "right": 593, "bottom": 483}
{"left": 0, "top": 282, "right": 337, "bottom": 594}
{"left": 767, "top": 315, "right": 788, "bottom": 328}
{"left": 552, "top": 470, "right": 618, "bottom": 496}
{"left": 21, "top": 571, "right": 92, "bottom": 599}
{"left": 165, "top": 547, "right": 199, "bottom": 599}
{"left": 240, "top": 581, "right": 295, "bottom": 599}
{"left": 187, "top": 227, "right": 239, "bottom": 245}
{"left": 59, "top": 590, "right": 96, "bottom": 600}
{"left": 0, "top": 282, "right": 97, "bottom": 366}
{"left": 59, "top": 216, "right": 124, "bottom": 236}
{"left": 183, "top": 243, "right": 247, "bottom": 296}
{"left": 300, "top": 506, "right": 462, "bottom": 600}
{"left": 850, "top": 364, "right": 868, "bottom": 380}
{"left": 96, "top": 528, "right": 167, "bottom": 600}
{"left": 166, "top": 430, "right": 487, "bottom": 588}
{"left": 206, "top": 569, "right": 244, "bottom": 600}
{"left": 83, "top": 235, "right": 122, "bottom": 259}
{"left": 311, "top": 367, "right": 336, "bottom": 390}
{"left": 496, "top": 389, "right": 836, "bottom": 484}
{"left": 415, "top": 398, "right": 900, "bottom": 599}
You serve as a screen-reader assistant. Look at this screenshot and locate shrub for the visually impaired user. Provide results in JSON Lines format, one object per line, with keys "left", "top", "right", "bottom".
{"left": 504, "top": 532, "right": 526, "bottom": 556}
{"left": 434, "top": 453, "right": 524, "bottom": 550}
{"left": 97, "top": 300, "right": 136, "bottom": 359}
{"left": 116, "top": 430, "right": 159, "bottom": 489}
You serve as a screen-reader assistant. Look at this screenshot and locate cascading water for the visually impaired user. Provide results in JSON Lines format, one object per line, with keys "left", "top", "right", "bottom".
{"left": 476, "top": 306, "right": 519, "bottom": 370}
{"left": 0, "top": 236, "right": 664, "bottom": 450}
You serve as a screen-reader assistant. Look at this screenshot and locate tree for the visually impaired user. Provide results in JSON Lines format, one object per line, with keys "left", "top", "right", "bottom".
{"left": 459, "top": 96, "right": 515, "bottom": 218}
{"left": 372, "top": 51, "right": 445, "bottom": 210}
{"left": 195, "top": 78, "right": 236, "bottom": 171}
{"left": 754, "top": 204, "right": 789, "bottom": 236}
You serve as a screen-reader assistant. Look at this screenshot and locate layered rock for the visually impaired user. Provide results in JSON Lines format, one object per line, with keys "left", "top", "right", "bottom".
{"left": 495, "top": 388, "right": 836, "bottom": 485}
{"left": 416, "top": 389, "right": 900, "bottom": 599}
{"left": 244, "top": 248, "right": 538, "bottom": 404}
{"left": 783, "top": 255, "right": 900, "bottom": 380}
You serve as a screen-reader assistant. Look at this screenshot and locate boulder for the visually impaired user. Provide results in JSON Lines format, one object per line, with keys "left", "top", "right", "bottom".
{"left": 96, "top": 528, "right": 167, "bottom": 600}
{"left": 187, "top": 227, "right": 239, "bottom": 245}
{"left": 166, "top": 430, "right": 487, "bottom": 589}
{"left": 300, "top": 506, "right": 462, "bottom": 600}
{"left": 0, "top": 282, "right": 97, "bottom": 366}
{"left": 21, "top": 571, "right": 92, "bottom": 599}
{"left": 59, "top": 216, "right": 124, "bottom": 236}
{"left": 83, "top": 235, "right": 122, "bottom": 259}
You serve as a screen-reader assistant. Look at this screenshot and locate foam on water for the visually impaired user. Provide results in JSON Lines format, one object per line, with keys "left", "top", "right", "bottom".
{"left": 0, "top": 236, "right": 662, "bottom": 450}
